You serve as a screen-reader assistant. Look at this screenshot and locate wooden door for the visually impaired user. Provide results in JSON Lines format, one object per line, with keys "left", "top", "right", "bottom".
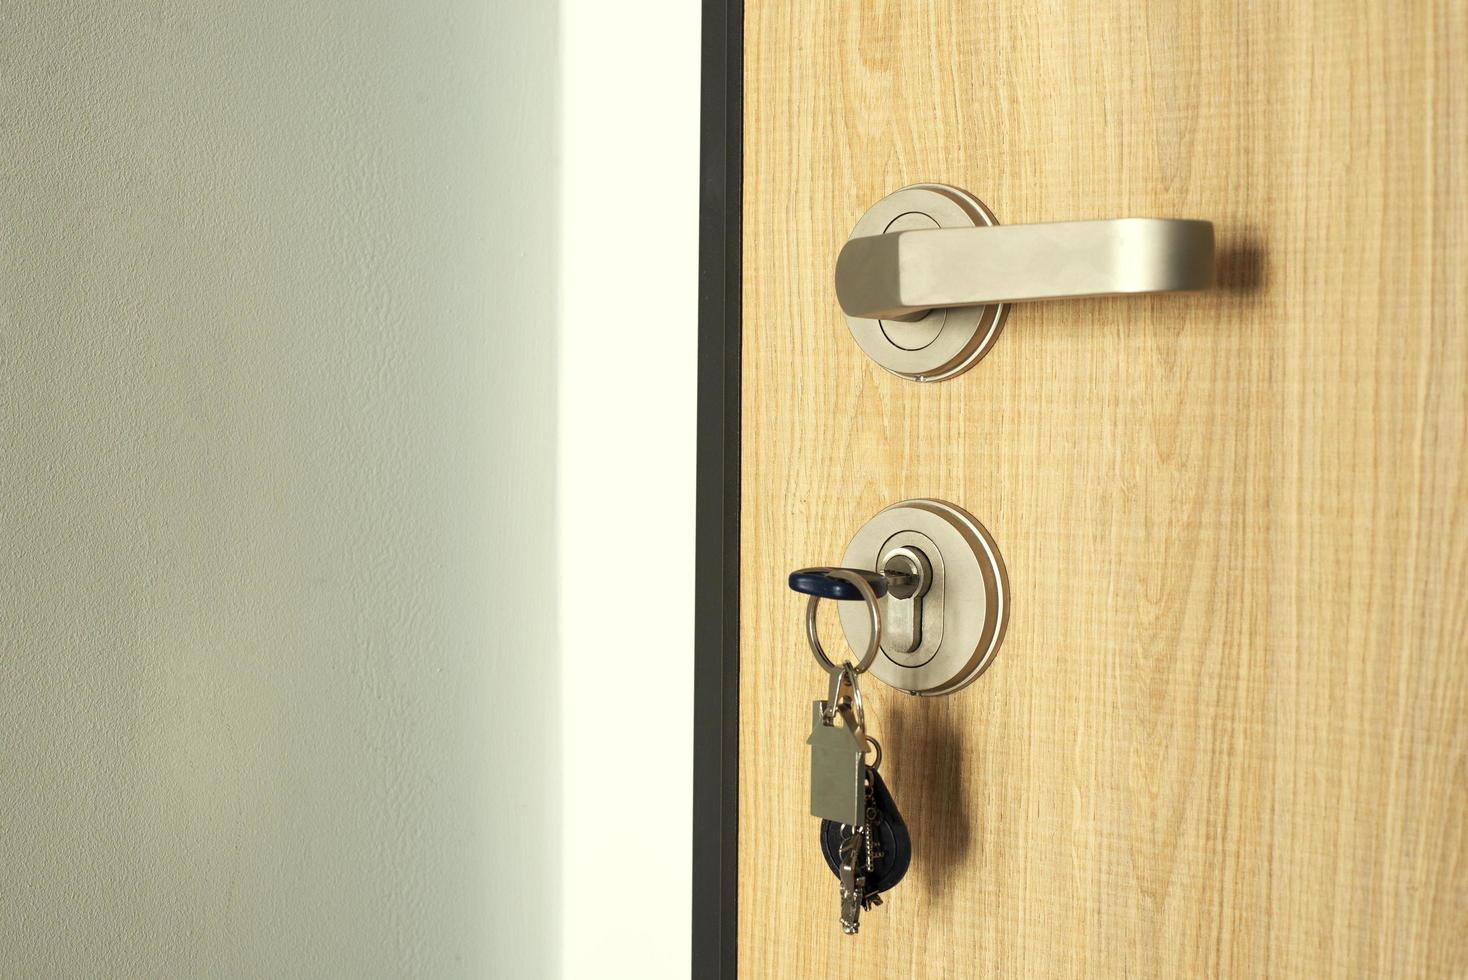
{"left": 737, "top": 1, "right": 1467, "bottom": 976}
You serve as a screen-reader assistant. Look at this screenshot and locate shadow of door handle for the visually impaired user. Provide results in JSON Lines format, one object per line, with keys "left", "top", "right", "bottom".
{"left": 836, "top": 217, "right": 1216, "bottom": 321}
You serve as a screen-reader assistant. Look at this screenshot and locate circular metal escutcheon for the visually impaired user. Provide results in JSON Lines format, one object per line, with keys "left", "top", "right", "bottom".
{"left": 836, "top": 499, "right": 1009, "bottom": 696}
{"left": 842, "top": 184, "right": 1009, "bottom": 382}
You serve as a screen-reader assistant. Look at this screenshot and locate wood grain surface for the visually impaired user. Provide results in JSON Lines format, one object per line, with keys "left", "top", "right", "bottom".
{"left": 737, "top": 1, "right": 1467, "bottom": 976}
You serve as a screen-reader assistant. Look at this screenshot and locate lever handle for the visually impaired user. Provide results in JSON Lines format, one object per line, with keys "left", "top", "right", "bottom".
{"left": 836, "top": 217, "right": 1215, "bottom": 321}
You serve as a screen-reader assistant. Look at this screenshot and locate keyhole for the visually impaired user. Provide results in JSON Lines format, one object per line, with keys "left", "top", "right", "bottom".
{"left": 880, "top": 546, "right": 932, "bottom": 653}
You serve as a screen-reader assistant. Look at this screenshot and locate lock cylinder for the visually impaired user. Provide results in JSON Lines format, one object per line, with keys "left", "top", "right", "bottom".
{"left": 878, "top": 545, "right": 932, "bottom": 654}
{"left": 835, "top": 499, "right": 1008, "bottom": 696}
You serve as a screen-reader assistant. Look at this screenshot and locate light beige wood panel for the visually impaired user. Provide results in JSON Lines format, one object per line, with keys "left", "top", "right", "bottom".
{"left": 738, "top": 1, "right": 1467, "bottom": 976}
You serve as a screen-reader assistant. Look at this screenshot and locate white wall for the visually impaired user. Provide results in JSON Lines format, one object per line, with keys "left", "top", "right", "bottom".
{"left": 558, "top": 2, "right": 699, "bottom": 976}
{"left": 0, "top": 1, "right": 698, "bottom": 976}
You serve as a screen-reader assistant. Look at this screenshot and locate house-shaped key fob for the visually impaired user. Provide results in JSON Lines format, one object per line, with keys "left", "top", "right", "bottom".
{"left": 807, "top": 701, "right": 865, "bottom": 827}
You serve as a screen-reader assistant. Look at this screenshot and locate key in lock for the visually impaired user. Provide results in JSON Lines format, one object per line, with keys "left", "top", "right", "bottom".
{"left": 788, "top": 546, "right": 941, "bottom": 674}
{"left": 789, "top": 499, "right": 1009, "bottom": 696}
{"left": 787, "top": 553, "right": 935, "bottom": 658}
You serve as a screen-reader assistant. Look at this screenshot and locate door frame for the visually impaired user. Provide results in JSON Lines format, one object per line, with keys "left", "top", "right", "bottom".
{"left": 692, "top": 0, "right": 742, "bottom": 975}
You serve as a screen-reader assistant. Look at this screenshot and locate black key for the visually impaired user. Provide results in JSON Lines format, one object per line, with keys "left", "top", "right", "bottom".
{"left": 819, "top": 768, "right": 911, "bottom": 900}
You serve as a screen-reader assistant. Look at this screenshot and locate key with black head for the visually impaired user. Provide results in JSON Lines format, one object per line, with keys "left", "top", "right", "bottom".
{"left": 821, "top": 766, "right": 911, "bottom": 908}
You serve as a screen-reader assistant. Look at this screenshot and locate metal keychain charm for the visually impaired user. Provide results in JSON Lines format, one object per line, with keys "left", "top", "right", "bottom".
{"left": 798, "top": 567, "right": 879, "bottom": 828}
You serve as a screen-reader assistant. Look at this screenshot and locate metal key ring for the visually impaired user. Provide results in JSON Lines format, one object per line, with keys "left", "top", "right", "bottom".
{"left": 825, "top": 663, "right": 866, "bottom": 733}
{"left": 797, "top": 567, "right": 882, "bottom": 675}
{"left": 863, "top": 735, "right": 882, "bottom": 772}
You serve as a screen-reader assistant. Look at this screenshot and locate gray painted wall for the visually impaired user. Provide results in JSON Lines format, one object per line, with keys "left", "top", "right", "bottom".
{"left": 2, "top": 2, "right": 559, "bottom": 974}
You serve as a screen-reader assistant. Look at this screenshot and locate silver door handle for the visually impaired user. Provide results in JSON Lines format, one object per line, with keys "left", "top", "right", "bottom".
{"left": 836, "top": 217, "right": 1215, "bottom": 321}
{"left": 835, "top": 184, "right": 1217, "bottom": 382}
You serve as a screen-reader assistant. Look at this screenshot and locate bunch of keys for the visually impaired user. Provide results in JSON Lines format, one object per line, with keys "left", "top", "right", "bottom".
{"left": 790, "top": 567, "right": 912, "bottom": 935}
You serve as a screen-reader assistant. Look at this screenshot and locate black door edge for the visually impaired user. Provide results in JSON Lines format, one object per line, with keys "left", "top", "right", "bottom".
{"left": 692, "top": 0, "right": 742, "bottom": 976}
